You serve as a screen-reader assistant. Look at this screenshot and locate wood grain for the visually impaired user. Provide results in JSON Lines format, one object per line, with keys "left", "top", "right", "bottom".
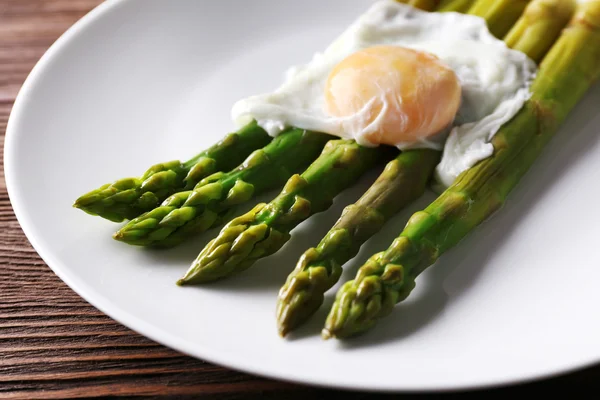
{"left": 1, "top": 1, "right": 599, "bottom": 399}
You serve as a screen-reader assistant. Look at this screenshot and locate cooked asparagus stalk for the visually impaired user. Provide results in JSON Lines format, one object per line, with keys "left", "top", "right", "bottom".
{"left": 469, "top": 0, "right": 532, "bottom": 38}
{"left": 113, "top": 128, "right": 332, "bottom": 247}
{"left": 177, "top": 141, "right": 397, "bottom": 285}
{"left": 276, "top": 0, "right": 558, "bottom": 337}
{"left": 74, "top": 121, "right": 271, "bottom": 222}
{"left": 323, "top": 0, "right": 598, "bottom": 339}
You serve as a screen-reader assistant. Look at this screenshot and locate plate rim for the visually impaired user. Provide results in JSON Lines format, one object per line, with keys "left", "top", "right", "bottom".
{"left": 4, "top": 0, "right": 599, "bottom": 392}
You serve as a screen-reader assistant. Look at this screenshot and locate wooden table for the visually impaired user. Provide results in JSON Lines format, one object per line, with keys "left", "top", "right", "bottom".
{"left": 1, "top": 1, "right": 598, "bottom": 398}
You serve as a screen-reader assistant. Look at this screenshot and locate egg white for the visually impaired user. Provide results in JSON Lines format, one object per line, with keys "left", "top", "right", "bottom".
{"left": 231, "top": 0, "right": 537, "bottom": 188}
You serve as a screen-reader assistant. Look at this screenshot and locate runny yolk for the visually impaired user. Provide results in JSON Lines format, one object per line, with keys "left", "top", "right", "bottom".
{"left": 324, "top": 45, "right": 462, "bottom": 146}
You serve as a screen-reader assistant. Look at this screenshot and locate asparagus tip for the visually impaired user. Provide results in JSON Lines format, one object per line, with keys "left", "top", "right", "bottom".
{"left": 177, "top": 267, "right": 218, "bottom": 286}
{"left": 72, "top": 197, "right": 94, "bottom": 213}
{"left": 112, "top": 232, "right": 124, "bottom": 241}
{"left": 72, "top": 194, "right": 91, "bottom": 208}
{"left": 278, "top": 326, "right": 289, "bottom": 338}
{"left": 176, "top": 272, "right": 197, "bottom": 286}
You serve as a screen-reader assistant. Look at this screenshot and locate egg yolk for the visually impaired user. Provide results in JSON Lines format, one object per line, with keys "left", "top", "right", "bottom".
{"left": 324, "top": 46, "right": 462, "bottom": 146}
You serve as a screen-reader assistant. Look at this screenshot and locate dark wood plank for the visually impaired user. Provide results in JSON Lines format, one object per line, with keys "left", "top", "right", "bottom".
{"left": 0, "top": 1, "right": 599, "bottom": 399}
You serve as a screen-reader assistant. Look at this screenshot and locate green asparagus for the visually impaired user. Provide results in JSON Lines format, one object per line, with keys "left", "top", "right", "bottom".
{"left": 74, "top": 121, "right": 271, "bottom": 222}
{"left": 276, "top": 0, "right": 563, "bottom": 337}
{"left": 113, "top": 128, "right": 332, "bottom": 247}
{"left": 323, "top": 0, "right": 599, "bottom": 339}
{"left": 178, "top": 140, "right": 397, "bottom": 285}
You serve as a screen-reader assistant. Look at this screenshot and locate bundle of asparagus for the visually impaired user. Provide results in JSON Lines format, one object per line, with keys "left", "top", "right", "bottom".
{"left": 72, "top": 0, "right": 600, "bottom": 342}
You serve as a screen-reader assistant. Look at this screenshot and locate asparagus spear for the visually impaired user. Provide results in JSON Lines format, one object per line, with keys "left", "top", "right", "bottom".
{"left": 323, "top": 0, "right": 598, "bottom": 339}
{"left": 113, "top": 128, "right": 332, "bottom": 247}
{"left": 178, "top": 141, "right": 397, "bottom": 284}
{"left": 74, "top": 121, "right": 271, "bottom": 222}
{"left": 276, "top": 0, "right": 556, "bottom": 336}
{"left": 468, "top": 0, "right": 531, "bottom": 38}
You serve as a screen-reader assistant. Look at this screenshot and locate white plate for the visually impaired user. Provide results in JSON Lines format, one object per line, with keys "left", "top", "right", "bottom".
{"left": 5, "top": 0, "right": 600, "bottom": 392}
